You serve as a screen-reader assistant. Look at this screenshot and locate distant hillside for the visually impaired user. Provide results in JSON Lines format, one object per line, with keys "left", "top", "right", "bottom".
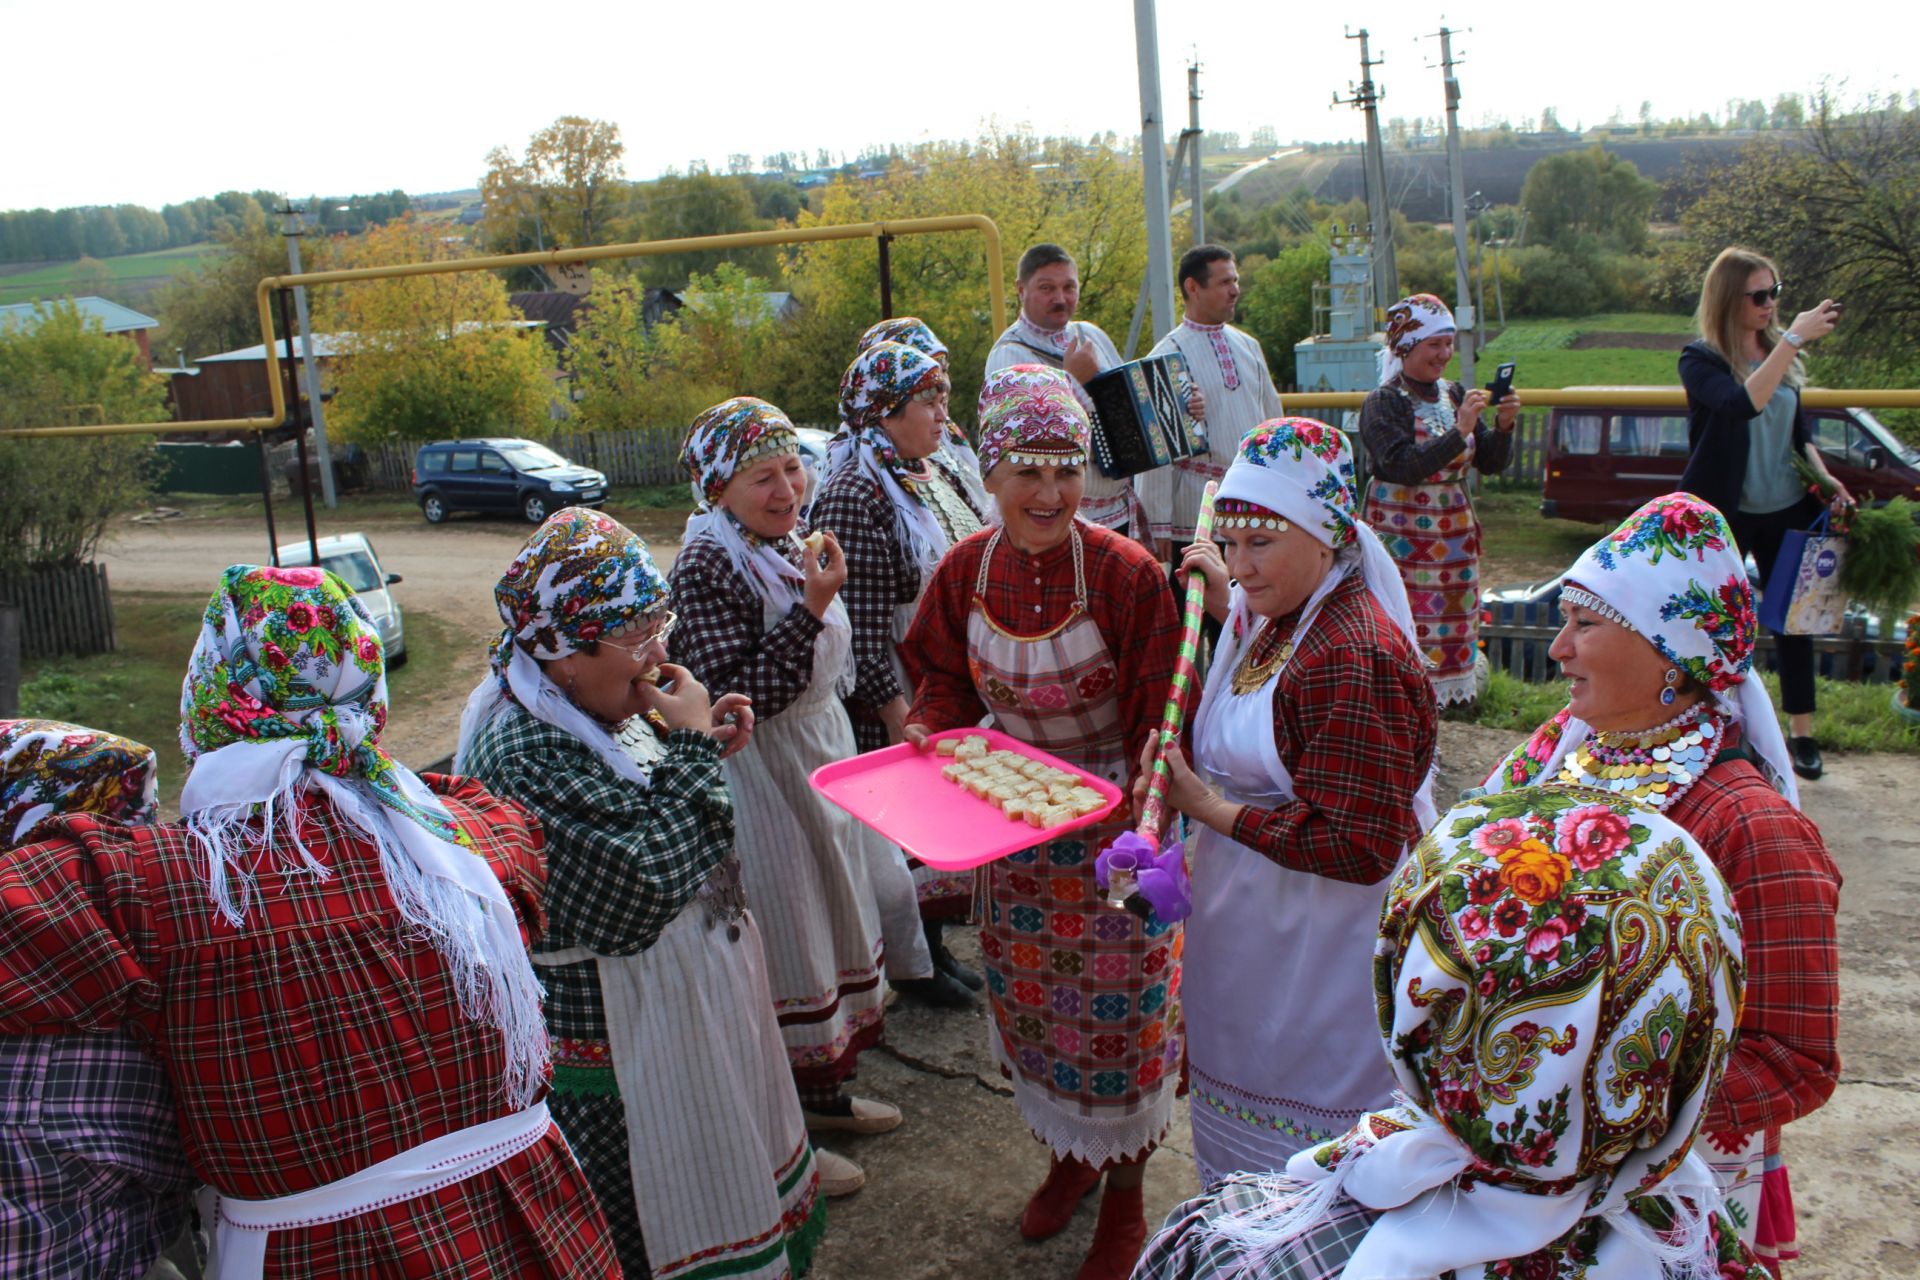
{"left": 1222, "top": 134, "right": 1761, "bottom": 222}
{"left": 0, "top": 243, "right": 219, "bottom": 309}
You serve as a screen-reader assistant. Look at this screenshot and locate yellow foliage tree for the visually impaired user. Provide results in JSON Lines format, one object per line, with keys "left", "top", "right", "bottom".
{"left": 569, "top": 263, "right": 779, "bottom": 434}
{"left": 765, "top": 132, "right": 1179, "bottom": 424}
{"left": 316, "top": 217, "right": 557, "bottom": 443}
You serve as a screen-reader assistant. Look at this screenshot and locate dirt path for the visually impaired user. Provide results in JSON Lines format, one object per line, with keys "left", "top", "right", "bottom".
{"left": 107, "top": 512, "right": 1918, "bottom": 1277}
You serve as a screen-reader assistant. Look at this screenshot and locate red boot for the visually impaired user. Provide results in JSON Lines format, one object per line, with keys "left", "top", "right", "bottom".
{"left": 1074, "top": 1183, "right": 1147, "bottom": 1280}
{"left": 1018, "top": 1155, "right": 1103, "bottom": 1241}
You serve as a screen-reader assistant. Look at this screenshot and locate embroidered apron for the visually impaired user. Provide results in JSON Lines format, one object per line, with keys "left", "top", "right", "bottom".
{"left": 1365, "top": 381, "right": 1483, "bottom": 706}
{"left": 726, "top": 596, "right": 889, "bottom": 1086}
{"left": 1184, "top": 569, "right": 1402, "bottom": 1180}
{"left": 968, "top": 524, "right": 1182, "bottom": 1166}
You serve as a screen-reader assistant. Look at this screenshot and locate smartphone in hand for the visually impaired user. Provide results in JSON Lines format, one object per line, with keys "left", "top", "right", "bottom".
{"left": 1486, "top": 361, "right": 1516, "bottom": 402}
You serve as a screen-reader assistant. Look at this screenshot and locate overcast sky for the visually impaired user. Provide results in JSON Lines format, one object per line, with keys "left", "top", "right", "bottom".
{"left": 2, "top": 0, "right": 1911, "bottom": 212}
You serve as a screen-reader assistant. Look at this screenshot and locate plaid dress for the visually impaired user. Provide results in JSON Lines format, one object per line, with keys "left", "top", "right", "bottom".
{"left": 905, "top": 521, "right": 1183, "bottom": 1165}
{"left": 0, "top": 778, "right": 615, "bottom": 1279}
{"left": 812, "top": 460, "right": 985, "bottom": 920}
{"left": 462, "top": 708, "right": 823, "bottom": 1280}
{"left": 1668, "top": 754, "right": 1841, "bottom": 1269}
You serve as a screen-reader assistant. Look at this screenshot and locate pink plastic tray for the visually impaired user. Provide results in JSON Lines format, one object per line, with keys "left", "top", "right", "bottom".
{"left": 810, "top": 728, "right": 1124, "bottom": 871}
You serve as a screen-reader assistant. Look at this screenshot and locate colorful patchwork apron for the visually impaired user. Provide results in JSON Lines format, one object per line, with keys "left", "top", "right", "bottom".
{"left": 966, "top": 524, "right": 1183, "bottom": 1166}
{"left": 1365, "top": 382, "right": 1482, "bottom": 706}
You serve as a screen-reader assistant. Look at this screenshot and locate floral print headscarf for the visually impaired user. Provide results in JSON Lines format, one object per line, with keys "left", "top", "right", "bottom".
{"left": 1481, "top": 492, "right": 1799, "bottom": 807}
{"left": 456, "top": 508, "right": 674, "bottom": 790}
{"left": 680, "top": 395, "right": 801, "bottom": 509}
{"left": 492, "top": 507, "right": 671, "bottom": 662}
{"left": 857, "top": 316, "right": 949, "bottom": 370}
{"left": 181, "top": 564, "right": 548, "bottom": 1106}
{"left": 1215, "top": 417, "right": 1360, "bottom": 549}
{"left": 838, "top": 339, "right": 945, "bottom": 434}
{"left": 1, "top": 718, "right": 157, "bottom": 847}
{"left": 974, "top": 364, "right": 1089, "bottom": 475}
{"left": 1379, "top": 293, "right": 1457, "bottom": 385}
{"left": 1206, "top": 785, "right": 1754, "bottom": 1279}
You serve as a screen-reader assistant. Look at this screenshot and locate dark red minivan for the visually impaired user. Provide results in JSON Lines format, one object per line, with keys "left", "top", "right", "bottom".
{"left": 1540, "top": 391, "right": 1920, "bottom": 524}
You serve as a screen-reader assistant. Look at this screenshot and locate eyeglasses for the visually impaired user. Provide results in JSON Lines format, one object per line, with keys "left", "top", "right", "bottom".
{"left": 603, "top": 611, "right": 676, "bottom": 659}
{"left": 1746, "top": 281, "right": 1785, "bottom": 306}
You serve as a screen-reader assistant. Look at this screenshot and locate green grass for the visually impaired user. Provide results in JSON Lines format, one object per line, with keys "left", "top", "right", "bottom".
{"left": 1449, "top": 347, "right": 1682, "bottom": 389}
{"left": 1471, "top": 489, "right": 1607, "bottom": 579}
{"left": 1467, "top": 670, "right": 1920, "bottom": 755}
{"left": 0, "top": 244, "right": 220, "bottom": 306}
{"left": 19, "top": 591, "right": 468, "bottom": 814}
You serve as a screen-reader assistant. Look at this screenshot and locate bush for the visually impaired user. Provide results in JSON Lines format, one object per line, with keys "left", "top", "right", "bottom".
{"left": 0, "top": 301, "right": 164, "bottom": 577}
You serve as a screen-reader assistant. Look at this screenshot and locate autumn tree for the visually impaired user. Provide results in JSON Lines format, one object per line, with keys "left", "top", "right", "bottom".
{"left": 569, "top": 263, "right": 778, "bottom": 434}
{"left": 478, "top": 116, "right": 627, "bottom": 255}
{"left": 763, "top": 131, "right": 1169, "bottom": 424}
{"left": 0, "top": 302, "right": 166, "bottom": 575}
{"left": 154, "top": 208, "right": 318, "bottom": 361}
{"left": 611, "top": 171, "right": 780, "bottom": 287}
{"left": 315, "top": 217, "right": 557, "bottom": 443}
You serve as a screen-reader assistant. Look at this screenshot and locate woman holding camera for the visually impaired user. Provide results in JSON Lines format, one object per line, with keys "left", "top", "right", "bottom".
{"left": 1358, "top": 294, "right": 1519, "bottom": 708}
{"left": 1679, "top": 246, "right": 1851, "bottom": 781}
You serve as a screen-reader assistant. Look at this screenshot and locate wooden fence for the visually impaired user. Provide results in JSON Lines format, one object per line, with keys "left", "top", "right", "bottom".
{"left": 1, "top": 561, "right": 117, "bottom": 659}
{"left": 366, "top": 425, "right": 695, "bottom": 494}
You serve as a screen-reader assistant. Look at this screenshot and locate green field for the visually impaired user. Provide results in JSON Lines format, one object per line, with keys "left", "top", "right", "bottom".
{"left": 0, "top": 243, "right": 220, "bottom": 308}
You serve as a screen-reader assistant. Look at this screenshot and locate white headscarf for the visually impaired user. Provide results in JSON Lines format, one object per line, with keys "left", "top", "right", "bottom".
{"left": 1377, "top": 292, "right": 1456, "bottom": 386}
{"left": 1479, "top": 492, "right": 1800, "bottom": 807}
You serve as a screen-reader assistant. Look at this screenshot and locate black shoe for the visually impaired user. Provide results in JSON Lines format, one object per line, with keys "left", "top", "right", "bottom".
{"left": 925, "top": 921, "right": 984, "bottom": 992}
{"left": 893, "top": 971, "right": 976, "bottom": 1009}
{"left": 1789, "top": 736, "right": 1824, "bottom": 781}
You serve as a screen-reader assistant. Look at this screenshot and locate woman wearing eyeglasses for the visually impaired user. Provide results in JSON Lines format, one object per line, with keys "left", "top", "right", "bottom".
{"left": 671, "top": 397, "right": 905, "bottom": 1195}
{"left": 456, "top": 509, "right": 829, "bottom": 1280}
{"left": 1679, "top": 246, "right": 1850, "bottom": 781}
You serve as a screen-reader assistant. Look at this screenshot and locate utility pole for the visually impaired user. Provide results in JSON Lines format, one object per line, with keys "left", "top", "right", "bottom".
{"left": 1334, "top": 28, "right": 1397, "bottom": 314}
{"left": 277, "top": 203, "right": 337, "bottom": 509}
{"left": 1431, "top": 23, "right": 1475, "bottom": 386}
{"left": 1133, "top": 0, "right": 1177, "bottom": 343}
{"left": 1186, "top": 59, "right": 1205, "bottom": 246}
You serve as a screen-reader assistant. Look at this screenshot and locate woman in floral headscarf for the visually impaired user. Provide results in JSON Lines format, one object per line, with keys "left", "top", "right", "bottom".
{"left": 1475, "top": 491, "right": 1840, "bottom": 1273}
{"left": 0, "top": 720, "right": 194, "bottom": 1280}
{"left": 814, "top": 339, "right": 991, "bottom": 1007}
{"left": 901, "top": 365, "right": 1181, "bottom": 1280}
{"left": 1359, "top": 293, "right": 1521, "bottom": 707}
{"left": 1134, "top": 782, "right": 1768, "bottom": 1280}
{"left": 1149, "top": 419, "right": 1437, "bottom": 1184}
{"left": 853, "top": 315, "right": 989, "bottom": 488}
{"left": 0, "top": 566, "right": 616, "bottom": 1277}
{"left": 670, "top": 396, "right": 905, "bottom": 1189}
{"left": 455, "top": 507, "right": 826, "bottom": 1280}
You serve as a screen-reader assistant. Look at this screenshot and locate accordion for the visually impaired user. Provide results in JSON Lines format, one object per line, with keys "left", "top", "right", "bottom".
{"left": 1085, "top": 353, "right": 1207, "bottom": 478}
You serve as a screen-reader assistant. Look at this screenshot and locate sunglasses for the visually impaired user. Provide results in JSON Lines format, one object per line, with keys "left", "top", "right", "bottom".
{"left": 1746, "top": 281, "right": 1785, "bottom": 306}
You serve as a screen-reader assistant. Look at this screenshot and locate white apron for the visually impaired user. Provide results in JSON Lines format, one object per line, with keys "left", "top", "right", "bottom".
{"left": 1183, "top": 574, "right": 1403, "bottom": 1182}
{"left": 536, "top": 898, "right": 817, "bottom": 1280}
{"left": 725, "top": 598, "right": 891, "bottom": 1080}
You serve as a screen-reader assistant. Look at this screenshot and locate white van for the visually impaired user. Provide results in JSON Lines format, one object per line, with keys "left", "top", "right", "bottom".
{"left": 275, "top": 532, "right": 408, "bottom": 666}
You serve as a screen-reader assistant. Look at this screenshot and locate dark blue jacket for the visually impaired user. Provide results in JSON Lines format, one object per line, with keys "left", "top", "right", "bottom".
{"left": 1677, "top": 339, "right": 1809, "bottom": 519}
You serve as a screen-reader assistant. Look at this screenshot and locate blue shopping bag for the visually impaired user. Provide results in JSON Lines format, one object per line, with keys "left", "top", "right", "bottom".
{"left": 1757, "top": 510, "right": 1847, "bottom": 635}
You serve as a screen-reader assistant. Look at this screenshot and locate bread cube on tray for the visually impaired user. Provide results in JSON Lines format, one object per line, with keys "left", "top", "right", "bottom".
{"left": 932, "top": 735, "right": 1107, "bottom": 827}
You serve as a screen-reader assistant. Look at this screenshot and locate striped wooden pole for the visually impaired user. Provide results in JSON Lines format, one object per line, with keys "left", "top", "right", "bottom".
{"left": 1135, "top": 480, "right": 1218, "bottom": 844}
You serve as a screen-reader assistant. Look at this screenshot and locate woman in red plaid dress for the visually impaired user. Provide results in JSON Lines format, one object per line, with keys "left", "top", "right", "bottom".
{"left": 0, "top": 566, "right": 614, "bottom": 1278}
{"left": 1479, "top": 493, "right": 1842, "bottom": 1273}
{"left": 902, "top": 365, "right": 1181, "bottom": 1280}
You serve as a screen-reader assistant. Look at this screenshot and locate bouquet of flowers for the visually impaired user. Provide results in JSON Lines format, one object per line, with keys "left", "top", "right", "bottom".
{"left": 1792, "top": 455, "right": 1920, "bottom": 623}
